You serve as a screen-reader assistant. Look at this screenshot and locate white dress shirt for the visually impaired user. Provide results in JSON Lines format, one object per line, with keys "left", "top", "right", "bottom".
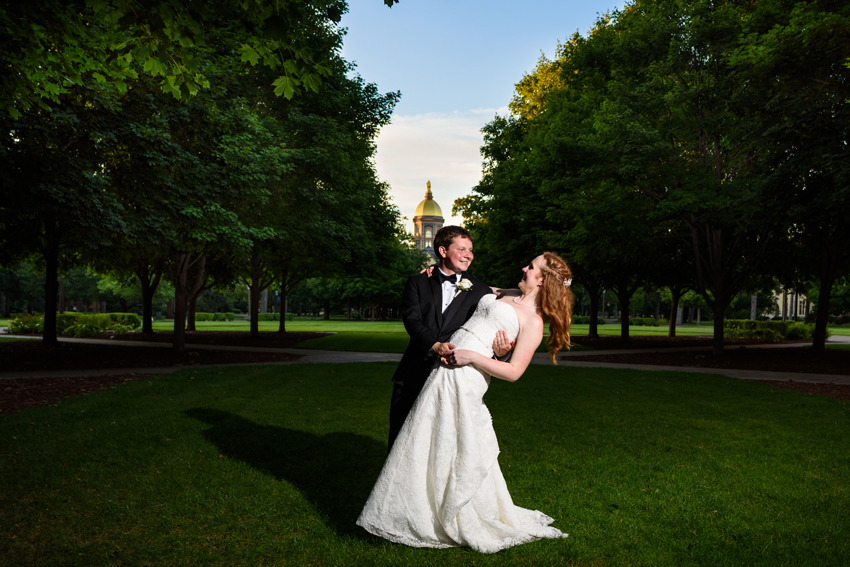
{"left": 438, "top": 269, "right": 459, "bottom": 313}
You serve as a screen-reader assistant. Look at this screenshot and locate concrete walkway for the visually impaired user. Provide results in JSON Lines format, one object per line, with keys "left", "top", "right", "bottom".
{"left": 2, "top": 333, "right": 849, "bottom": 385}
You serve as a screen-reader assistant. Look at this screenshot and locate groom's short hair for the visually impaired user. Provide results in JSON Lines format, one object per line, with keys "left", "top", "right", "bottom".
{"left": 434, "top": 226, "right": 473, "bottom": 257}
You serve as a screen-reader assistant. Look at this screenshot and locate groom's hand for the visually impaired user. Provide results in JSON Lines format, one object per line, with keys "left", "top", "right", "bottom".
{"left": 492, "top": 330, "right": 516, "bottom": 358}
{"left": 431, "top": 341, "right": 456, "bottom": 357}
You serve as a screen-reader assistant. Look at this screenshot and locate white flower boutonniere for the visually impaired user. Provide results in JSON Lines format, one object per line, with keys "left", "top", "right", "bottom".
{"left": 457, "top": 278, "right": 473, "bottom": 292}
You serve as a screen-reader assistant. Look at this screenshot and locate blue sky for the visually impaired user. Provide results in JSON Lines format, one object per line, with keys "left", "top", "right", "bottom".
{"left": 339, "top": 0, "right": 626, "bottom": 229}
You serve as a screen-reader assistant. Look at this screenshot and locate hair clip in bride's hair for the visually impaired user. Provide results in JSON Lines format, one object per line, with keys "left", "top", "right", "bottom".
{"left": 563, "top": 278, "right": 572, "bottom": 288}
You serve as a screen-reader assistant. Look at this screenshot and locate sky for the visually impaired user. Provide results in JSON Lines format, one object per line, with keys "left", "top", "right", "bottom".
{"left": 339, "top": 0, "right": 626, "bottom": 230}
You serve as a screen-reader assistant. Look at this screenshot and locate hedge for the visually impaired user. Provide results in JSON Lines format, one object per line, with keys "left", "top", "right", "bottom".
{"left": 627, "top": 317, "right": 660, "bottom": 326}
{"left": 192, "top": 312, "right": 236, "bottom": 322}
{"left": 108, "top": 313, "right": 142, "bottom": 328}
{"left": 724, "top": 319, "right": 791, "bottom": 335}
{"left": 6, "top": 312, "right": 141, "bottom": 336}
{"left": 723, "top": 319, "right": 820, "bottom": 341}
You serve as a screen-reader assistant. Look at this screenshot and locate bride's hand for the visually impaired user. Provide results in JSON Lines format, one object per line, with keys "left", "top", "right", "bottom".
{"left": 420, "top": 265, "right": 435, "bottom": 277}
{"left": 443, "top": 348, "right": 477, "bottom": 368}
{"left": 492, "top": 330, "right": 515, "bottom": 358}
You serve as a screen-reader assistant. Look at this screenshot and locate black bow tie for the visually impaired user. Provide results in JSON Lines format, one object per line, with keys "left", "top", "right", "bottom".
{"left": 437, "top": 271, "right": 458, "bottom": 285}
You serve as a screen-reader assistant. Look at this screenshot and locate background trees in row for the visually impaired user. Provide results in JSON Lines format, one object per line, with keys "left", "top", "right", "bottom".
{"left": 460, "top": 0, "right": 850, "bottom": 354}
{"left": 0, "top": 0, "right": 414, "bottom": 351}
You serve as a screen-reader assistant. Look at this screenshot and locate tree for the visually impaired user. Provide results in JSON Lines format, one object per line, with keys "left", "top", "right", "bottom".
{"left": 731, "top": 0, "right": 850, "bottom": 351}
{"left": 579, "top": 0, "right": 780, "bottom": 354}
{"left": 0, "top": 82, "right": 125, "bottom": 345}
{"left": 1, "top": 0, "right": 347, "bottom": 118}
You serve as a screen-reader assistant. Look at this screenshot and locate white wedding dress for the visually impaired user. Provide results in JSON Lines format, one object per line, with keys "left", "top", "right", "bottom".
{"left": 357, "top": 294, "right": 568, "bottom": 553}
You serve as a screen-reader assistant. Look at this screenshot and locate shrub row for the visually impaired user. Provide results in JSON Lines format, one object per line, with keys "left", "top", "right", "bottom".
{"left": 255, "top": 313, "right": 295, "bottom": 321}
{"left": 725, "top": 319, "right": 791, "bottom": 334}
{"left": 6, "top": 312, "right": 142, "bottom": 337}
{"left": 629, "top": 317, "right": 662, "bottom": 326}
{"left": 194, "top": 312, "right": 236, "bottom": 321}
{"left": 723, "top": 319, "right": 822, "bottom": 341}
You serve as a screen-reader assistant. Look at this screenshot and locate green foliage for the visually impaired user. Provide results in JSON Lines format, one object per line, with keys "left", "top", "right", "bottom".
{"left": 724, "top": 319, "right": 790, "bottom": 336}
{"left": 463, "top": 0, "right": 850, "bottom": 349}
{"left": 723, "top": 319, "right": 820, "bottom": 342}
{"left": 252, "top": 312, "right": 295, "bottom": 322}
{"left": 225, "top": 312, "right": 235, "bottom": 321}
{"left": 785, "top": 322, "right": 815, "bottom": 341}
{"left": 195, "top": 312, "right": 213, "bottom": 322}
{"left": 107, "top": 313, "right": 142, "bottom": 329}
{"left": 6, "top": 312, "right": 139, "bottom": 335}
{"left": 7, "top": 314, "right": 44, "bottom": 334}
{"left": 63, "top": 322, "right": 107, "bottom": 338}
{"left": 1, "top": 0, "right": 347, "bottom": 118}
{"left": 722, "top": 327, "right": 783, "bottom": 343}
{"left": 630, "top": 317, "right": 660, "bottom": 327}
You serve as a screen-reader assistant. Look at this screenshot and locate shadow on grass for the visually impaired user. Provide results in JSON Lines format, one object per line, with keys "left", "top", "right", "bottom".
{"left": 184, "top": 408, "right": 385, "bottom": 538}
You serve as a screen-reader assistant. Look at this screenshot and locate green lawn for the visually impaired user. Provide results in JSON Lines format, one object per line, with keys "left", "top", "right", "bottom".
{"left": 827, "top": 344, "right": 850, "bottom": 350}
{"left": 296, "top": 332, "right": 593, "bottom": 353}
{"left": 145, "top": 318, "right": 717, "bottom": 336}
{"left": 1, "top": 364, "right": 847, "bottom": 566}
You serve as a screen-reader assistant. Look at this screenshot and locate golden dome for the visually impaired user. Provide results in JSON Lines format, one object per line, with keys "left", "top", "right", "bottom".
{"left": 414, "top": 180, "right": 443, "bottom": 218}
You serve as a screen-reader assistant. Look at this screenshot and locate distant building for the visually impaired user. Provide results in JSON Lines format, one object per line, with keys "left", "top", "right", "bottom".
{"left": 413, "top": 180, "right": 444, "bottom": 263}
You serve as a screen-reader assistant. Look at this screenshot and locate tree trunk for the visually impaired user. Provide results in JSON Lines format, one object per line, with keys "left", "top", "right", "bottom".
{"left": 712, "top": 298, "right": 725, "bottom": 355}
{"left": 171, "top": 252, "right": 207, "bottom": 353}
{"left": 249, "top": 282, "right": 260, "bottom": 337}
{"left": 42, "top": 218, "right": 60, "bottom": 347}
{"left": 323, "top": 300, "right": 330, "bottom": 320}
{"left": 187, "top": 293, "right": 198, "bottom": 332}
{"left": 616, "top": 289, "right": 632, "bottom": 343}
{"left": 278, "top": 287, "right": 288, "bottom": 333}
{"left": 173, "top": 284, "right": 188, "bottom": 353}
{"left": 587, "top": 285, "right": 601, "bottom": 338}
{"left": 812, "top": 238, "right": 842, "bottom": 352}
{"left": 668, "top": 287, "right": 684, "bottom": 338}
{"left": 137, "top": 261, "right": 163, "bottom": 334}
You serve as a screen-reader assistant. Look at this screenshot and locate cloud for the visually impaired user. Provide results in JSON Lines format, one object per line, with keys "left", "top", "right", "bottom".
{"left": 375, "top": 108, "right": 508, "bottom": 231}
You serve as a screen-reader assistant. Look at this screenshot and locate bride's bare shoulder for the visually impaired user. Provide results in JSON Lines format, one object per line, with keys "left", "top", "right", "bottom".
{"left": 512, "top": 305, "right": 544, "bottom": 329}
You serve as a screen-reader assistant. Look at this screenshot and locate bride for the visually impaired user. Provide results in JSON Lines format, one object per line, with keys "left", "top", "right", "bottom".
{"left": 357, "top": 252, "right": 574, "bottom": 554}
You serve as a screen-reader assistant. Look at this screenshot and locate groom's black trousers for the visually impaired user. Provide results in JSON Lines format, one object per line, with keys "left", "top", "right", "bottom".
{"left": 387, "top": 371, "right": 432, "bottom": 453}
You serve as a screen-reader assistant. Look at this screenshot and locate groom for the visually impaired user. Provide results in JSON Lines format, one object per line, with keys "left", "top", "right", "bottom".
{"left": 388, "top": 226, "right": 511, "bottom": 450}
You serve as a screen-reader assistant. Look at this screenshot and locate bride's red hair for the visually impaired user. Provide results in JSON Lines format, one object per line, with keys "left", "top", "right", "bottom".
{"left": 539, "top": 252, "right": 574, "bottom": 363}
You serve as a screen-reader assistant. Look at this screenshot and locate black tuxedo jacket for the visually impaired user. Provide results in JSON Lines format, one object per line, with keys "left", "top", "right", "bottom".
{"left": 391, "top": 270, "right": 493, "bottom": 390}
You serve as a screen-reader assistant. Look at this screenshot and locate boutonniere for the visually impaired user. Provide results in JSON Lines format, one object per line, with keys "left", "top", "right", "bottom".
{"left": 457, "top": 278, "right": 473, "bottom": 292}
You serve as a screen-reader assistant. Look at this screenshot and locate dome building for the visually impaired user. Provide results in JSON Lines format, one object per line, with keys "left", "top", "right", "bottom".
{"left": 413, "top": 180, "right": 444, "bottom": 262}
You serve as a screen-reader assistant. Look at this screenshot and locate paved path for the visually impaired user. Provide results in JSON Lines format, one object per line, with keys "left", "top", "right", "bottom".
{"left": 2, "top": 334, "right": 849, "bottom": 385}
